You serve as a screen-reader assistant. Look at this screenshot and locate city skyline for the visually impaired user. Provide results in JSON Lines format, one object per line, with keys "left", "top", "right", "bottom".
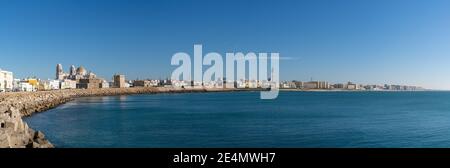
{"left": 1, "top": 0, "right": 450, "bottom": 89}
{"left": 1, "top": 63, "right": 428, "bottom": 92}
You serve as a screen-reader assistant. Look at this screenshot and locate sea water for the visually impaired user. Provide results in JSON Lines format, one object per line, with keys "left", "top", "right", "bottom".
{"left": 24, "top": 91, "right": 450, "bottom": 148}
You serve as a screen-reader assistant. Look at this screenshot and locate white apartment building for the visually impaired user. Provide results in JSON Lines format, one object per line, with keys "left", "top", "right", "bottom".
{"left": 100, "top": 80, "right": 109, "bottom": 88}
{"left": 61, "top": 79, "right": 77, "bottom": 89}
{"left": 236, "top": 80, "right": 246, "bottom": 88}
{"left": 39, "top": 80, "right": 61, "bottom": 90}
{"left": 49, "top": 80, "right": 60, "bottom": 90}
{"left": 18, "top": 82, "right": 34, "bottom": 92}
{"left": 304, "top": 81, "right": 319, "bottom": 89}
{"left": 0, "top": 69, "right": 13, "bottom": 92}
{"left": 171, "top": 80, "right": 190, "bottom": 88}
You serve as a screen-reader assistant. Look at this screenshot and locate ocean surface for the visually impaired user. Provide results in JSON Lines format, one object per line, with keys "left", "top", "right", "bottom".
{"left": 24, "top": 91, "right": 450, "bottom": 148}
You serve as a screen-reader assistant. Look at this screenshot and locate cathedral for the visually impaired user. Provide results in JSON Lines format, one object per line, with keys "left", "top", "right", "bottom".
{"left": 55, "top": 64, "right": 107, "bottom": 89}
{"left": 56, "top": 64, "right": 97, "bottom": 80}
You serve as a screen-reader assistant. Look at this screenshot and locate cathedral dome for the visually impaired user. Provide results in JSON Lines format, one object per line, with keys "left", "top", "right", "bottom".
{"left": 76, "top": 66, "right": 87, "bottom": 75}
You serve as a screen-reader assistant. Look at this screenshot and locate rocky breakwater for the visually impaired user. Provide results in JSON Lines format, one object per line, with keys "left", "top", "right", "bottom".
{"left": 0, "top": 106, "right": 53, "bottom": 148}
{"left": 0, "top": 87, "right": 235, "bottom": 148}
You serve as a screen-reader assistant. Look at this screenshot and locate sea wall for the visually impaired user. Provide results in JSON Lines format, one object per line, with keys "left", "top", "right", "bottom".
{"left": 0, "top": 87, "right": 235, "bottom": 148}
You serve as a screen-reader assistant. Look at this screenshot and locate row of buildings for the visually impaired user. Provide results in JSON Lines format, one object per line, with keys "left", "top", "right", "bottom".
{"left": 0, "top": 65, "right": 131, "bottom": 92}
{"left": 56, "top": 64, "right": 130, "bottom": 90}
{"left": 279, "top": 81, "right": 425, "bottom": 91}
{"left": 0, "top": 65, "right": 426, "bottom": 92}
{"left": 167, "top": 79, "right": 273, "bottom": 89}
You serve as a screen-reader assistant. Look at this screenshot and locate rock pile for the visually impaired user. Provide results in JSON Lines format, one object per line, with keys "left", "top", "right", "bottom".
{"left": 0, "top": 107, "right": 53, "bottom": 148}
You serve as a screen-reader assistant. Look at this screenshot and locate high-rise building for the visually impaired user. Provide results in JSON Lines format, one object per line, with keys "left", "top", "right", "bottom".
{"left": 113, "top": 74, "right": 126, "bottom": 88}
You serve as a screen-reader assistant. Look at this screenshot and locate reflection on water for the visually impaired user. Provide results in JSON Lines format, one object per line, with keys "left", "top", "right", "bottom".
{"left": 119, "top": 95, "right": 128, "bottom": 109}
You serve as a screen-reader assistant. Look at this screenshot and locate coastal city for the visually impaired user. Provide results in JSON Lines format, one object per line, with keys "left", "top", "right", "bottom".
{"left": 0, "top": 64, "right": 425, "bottom": 92}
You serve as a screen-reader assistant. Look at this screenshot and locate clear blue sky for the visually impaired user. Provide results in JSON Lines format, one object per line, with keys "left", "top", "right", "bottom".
{"left": 1, "top": 0, "right": 450, "bottom": 89}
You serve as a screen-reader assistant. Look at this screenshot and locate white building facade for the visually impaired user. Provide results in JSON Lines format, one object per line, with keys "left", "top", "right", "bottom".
{"left": 61, "top": 79, "right": 77, "bottom": 89}
{"left": 18, "top": 82, "right": 34, "bottom": 92}
{"left": 0, "top": 69, "right": 13, "bottom": 92}
{"left": 49, "top": 80, "right": 60, "bottom": 90}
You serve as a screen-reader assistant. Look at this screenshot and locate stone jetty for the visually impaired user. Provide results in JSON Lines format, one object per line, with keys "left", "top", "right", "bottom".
{"left": 0, "top": 87, "right": 236, "bottom": 148}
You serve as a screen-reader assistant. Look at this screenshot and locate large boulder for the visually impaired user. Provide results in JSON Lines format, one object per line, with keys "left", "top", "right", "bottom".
{"left": 32, "top": 131, "right": 54, "bottom": 148}
{"left": 0, "top": 106, "right": 53, "bottom": 148}
{"left": 34, "top": 131, "right": 45, "bottom": 140}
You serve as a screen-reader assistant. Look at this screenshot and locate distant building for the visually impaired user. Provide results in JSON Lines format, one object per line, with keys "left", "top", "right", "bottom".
{"left": 149, "top": 80, "right": 160, "bottom": 87}
{"left": 347, "top": 82, "right": 358, "bottom": 90}
{"left": 38, "top": 81, "right": 51, "bottom": 91}
{"left": 12, "top": 79, "right": 21, "bottom": 92}
{"left": 133, "top": 80, "right": 152, "bottom": 87}
{"left": 56, "top": 64, "right": 98, "bottom": 81}
{"left": 190, "top": 80, "right": 203, "bottom": 88}
{"left": 202, "top": 81, "right": 222, "bottom": 88}
{"left": 169, "top": 80, "right": 186, "bottom": 88}
{"left": 55, "top": 64, "right": 107, "bottom": 89}
{"left": 248, "top": 80, "right": 258, "bottom": 88}
{"left": 304, "top": 81, "right": 318, "bottom": 89}
{"left": 292, "top": 81, "right": 303, "bottom": 89}
{"left": 77, "top": 78, "right": 103, "bottom": 89}
{"left": 48, "top": 80, "right": 60, "bottom": 90}
{"left": 318, "top": 81, "right": 330, "bottom": 89}
{"left": 15, "top": 79, "right": 38, "bottom": 92}
{"left": 18, "top": 82, "right": 34, "bottom": 92}
{"left": 100, "top": 80, "right": 109, "bottom": 88}
{"left": 0, "top": 69, "right": 13, "bottom": 92}
{"left": 280, "top": 81, "right": 297, "bottom": 89}
{"left": 260, "top": 80, "right": 271, "bottom": 89}
{"left": 303, "top": 81, "right": 330, "bottom": 89}
{"left": 113, "top": 75, "right": 126, "bottom": 88}
{"left": 159, "top": 79, "right": 172, "bottom": 86}
{"left": 26, "top": 79, "right": 39, "bottom": 91}
{"left": 236, "top": 79, "right": 246, "bottom": 88}
{"left": 61, "top": 79, "right": 77, "bottom": 89}
{"left": 39, "top": 79, "right": 71, "bottom": 91}
{"left": 221, "top": 78, "right": 233, "bottom": 89}
{"left": 333, "top": 83, "right": 345, "bottom": 89}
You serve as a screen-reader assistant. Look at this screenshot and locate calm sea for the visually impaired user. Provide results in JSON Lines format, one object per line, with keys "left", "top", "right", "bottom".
{"left": 24, "top": 91, "right": 450, "bottom": 148}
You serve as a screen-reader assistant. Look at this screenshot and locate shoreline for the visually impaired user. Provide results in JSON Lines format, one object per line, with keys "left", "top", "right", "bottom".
{"left": 0, "top": 87, "right": 241, "bottom": 148}
{"left": 279, "top": 88, "right": 433, "bottom": 92}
